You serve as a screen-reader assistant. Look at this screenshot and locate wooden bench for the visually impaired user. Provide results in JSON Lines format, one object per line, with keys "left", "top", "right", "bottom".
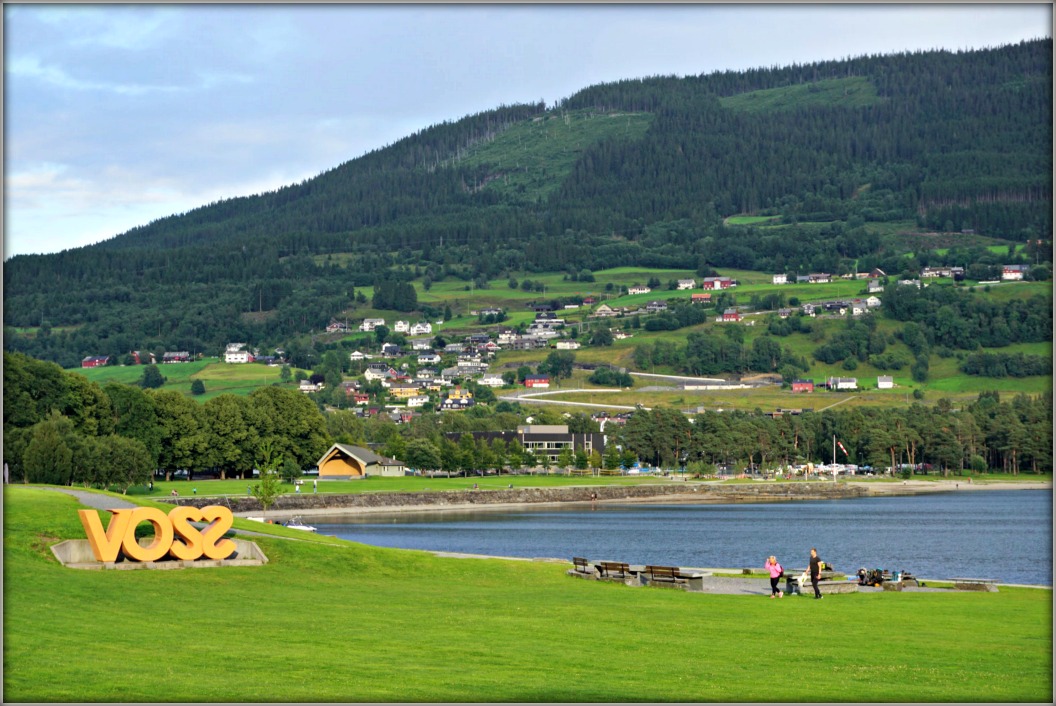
{"left": 597, "top": 561, "right": 632, "bottom": 580}
{"left": 642, "top": 565, "right": 705, "bottom": 591}
{"left": 567, "top": 556, "right": 597, "bottom": 579}
{"left": 952, "top": 577, "right": 999, "bottom": 592}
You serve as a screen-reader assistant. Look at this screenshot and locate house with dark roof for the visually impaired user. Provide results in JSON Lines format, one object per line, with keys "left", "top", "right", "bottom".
{"left": 317, "top": 444, "right": 406, "bottom": 479}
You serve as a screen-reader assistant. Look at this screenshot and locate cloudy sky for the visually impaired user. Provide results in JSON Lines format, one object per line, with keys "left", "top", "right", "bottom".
{"left": 4, "top": 3, "right": 1051, "bottom": 258}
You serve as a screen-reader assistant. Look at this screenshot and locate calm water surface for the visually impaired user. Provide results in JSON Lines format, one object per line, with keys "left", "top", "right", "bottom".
{"left": 313, "top": 490, "right": 1052, "bottom": 586}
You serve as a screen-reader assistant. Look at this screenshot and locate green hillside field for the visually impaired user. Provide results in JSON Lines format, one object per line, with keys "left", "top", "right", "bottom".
{"left": 68, "top": 265, "right": 1050, "bottom": 412}
{"left": 4, "top": 486, "right": 1050, "bottom": 702}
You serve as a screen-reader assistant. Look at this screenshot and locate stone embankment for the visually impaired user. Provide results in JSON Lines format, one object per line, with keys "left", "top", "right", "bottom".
{"left": 159, "top": 481, "right": 868, "bottom": 515}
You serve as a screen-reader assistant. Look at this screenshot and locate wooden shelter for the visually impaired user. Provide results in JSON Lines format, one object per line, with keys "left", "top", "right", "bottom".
{"left": 316, "top": 444, "right": 405, "bottom": 479}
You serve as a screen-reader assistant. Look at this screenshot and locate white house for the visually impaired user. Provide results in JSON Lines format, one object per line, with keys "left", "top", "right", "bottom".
{"left": 224, "top": 343, "right": 252, "bottom": 364}
{"left": 364, "top": 363, "right": 393, "bottom": 382}
{"left": 868, "top": 280, "right": 884, "bottom": 293}
{"left": 865, "top": 296, "right": 882, "bottom": 308}
{"left": 628, "top": 285, "right": 651, "bottom": 295}
{"left": 772, "top": 274, "right": 788, "bottom": 285}
{"left": 677, "top": 279, "right": 696, "bottom": 290}
{"left": 478, "top": 374, "right": 506, "bottom": 387}
{"left": 359, "top": 318, "right": 386, "bottom": 332}
{"left": 410, "top": 322, "right": 433, "bottom": 335}
{"left": 417, "top": 352, "right": 442, "bottom": 365}
{"left": 554, "top": 340, "right": 581, "bottom": 350}
{"left": 877, "top": 376, "right": 894, "bottom": 390}
{"left": 349, "top": 350, "right": 372, "bottom": 362}
{"left": 410, "top": 338, "right": 433, "bottom": 351}
{"left": 826, "top": 377, "right": 858, "bottom": 390}
{"left": 224, "top": 350, "right": 253, "bottom": 364}
{"left": 407, "top": 395, "right": 431, "bottom": 408}
{"left": 393, "top": 320, "right": 410, "bottom": 333}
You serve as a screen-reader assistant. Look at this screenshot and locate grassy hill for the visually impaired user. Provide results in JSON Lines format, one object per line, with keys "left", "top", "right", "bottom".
{"left": 70, "top": 266, "right": 1052, "bottom": 413}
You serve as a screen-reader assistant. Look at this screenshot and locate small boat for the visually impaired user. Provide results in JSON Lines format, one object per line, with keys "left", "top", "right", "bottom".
{"left": 283, "top": 516, "right": 317, "bottom": 532}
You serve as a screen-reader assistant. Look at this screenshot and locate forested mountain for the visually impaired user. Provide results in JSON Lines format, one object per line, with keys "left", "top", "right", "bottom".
{"left": 4, "top": 39, "right": 1051, "bottom": 367}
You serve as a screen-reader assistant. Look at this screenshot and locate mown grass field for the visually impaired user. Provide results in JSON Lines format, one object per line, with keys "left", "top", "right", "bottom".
{"left": 4, "top": 486, "right": 1050, "bottom": 702}
{"left": 71, "top": 358, "right": 302, "bottom": 401}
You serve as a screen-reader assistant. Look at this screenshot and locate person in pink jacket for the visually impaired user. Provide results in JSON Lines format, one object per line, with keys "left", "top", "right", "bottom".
{"left": 765, "top": 555, "right": 784, "bottom": 598}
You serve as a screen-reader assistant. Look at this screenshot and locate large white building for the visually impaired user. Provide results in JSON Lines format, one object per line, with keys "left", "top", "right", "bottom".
{"left": 224, "top": 343, "right": 253, "bottom": 363}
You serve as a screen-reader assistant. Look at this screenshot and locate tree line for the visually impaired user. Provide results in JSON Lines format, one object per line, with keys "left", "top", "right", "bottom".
{"left": 3, "top": 352, "right": 330, "bottom": 488}
{"left": 6, "top": 351, "right": 1048, "bottom": 492}
{"left": 616, "top": 393, "right": 1051, "bottom": 476}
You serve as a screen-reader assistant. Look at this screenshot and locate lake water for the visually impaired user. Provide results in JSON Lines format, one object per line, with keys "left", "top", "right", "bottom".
{"left": 312, "top": 490, "right": 1053, "bottom": 586}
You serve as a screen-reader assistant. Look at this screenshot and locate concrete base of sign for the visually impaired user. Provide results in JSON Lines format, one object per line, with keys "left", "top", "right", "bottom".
{"left": 51, "top": 538, "right": 268, "bottom": 570}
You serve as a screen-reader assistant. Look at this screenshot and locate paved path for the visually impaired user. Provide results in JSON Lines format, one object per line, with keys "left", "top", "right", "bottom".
{"left": 42, "top": 487, "right": 138, "bottom": 511}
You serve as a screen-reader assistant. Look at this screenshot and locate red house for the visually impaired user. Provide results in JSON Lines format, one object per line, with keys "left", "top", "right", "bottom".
{"left": 81, "top": 355, "right": 109, "bottom": 368}
{"left": 721, "top": 308, "right": 741, "bottom": 322}
{"left": 791, "top": 379, "right": 814, "bottom": 393}
{"left": 524, "top": 374, "right": 551, "bottom": 388}
{"left": 701, "top": 277, "right": 733, "bottom": 290}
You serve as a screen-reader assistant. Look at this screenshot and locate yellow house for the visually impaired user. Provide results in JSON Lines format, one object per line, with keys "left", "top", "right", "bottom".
{"left": 316, "top": 444, "right": 406, "bottom": 479}
{"left": 448, "top": 386, "right": 473, "bottom": 401}
{"left": 388, "top": 383, "right": 422, "bottom": 399}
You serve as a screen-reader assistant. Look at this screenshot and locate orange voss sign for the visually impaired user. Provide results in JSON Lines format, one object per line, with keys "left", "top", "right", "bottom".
{"left": 77, "top": 506, "right": 236, "bottom": 562}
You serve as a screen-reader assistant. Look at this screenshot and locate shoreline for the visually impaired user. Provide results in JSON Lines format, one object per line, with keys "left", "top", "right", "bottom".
{"left": 245, "top": 479, "right": 1051, "bottom": 520}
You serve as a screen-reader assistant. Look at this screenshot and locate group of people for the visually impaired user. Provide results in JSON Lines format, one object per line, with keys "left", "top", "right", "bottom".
{"left": 764, "top": 548, "right": 825, "bottom": 600}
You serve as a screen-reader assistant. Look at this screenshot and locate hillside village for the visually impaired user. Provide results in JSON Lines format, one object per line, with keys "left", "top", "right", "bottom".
{"left": 77, "top": 261, "right": 1039, "bottom": 428}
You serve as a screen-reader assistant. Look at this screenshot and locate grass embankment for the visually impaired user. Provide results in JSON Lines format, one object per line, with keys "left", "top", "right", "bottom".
{"left": 108, "top": 471, "right": 1056, "bottom": 499}
{"left": 4, "top": 486, "right": 1051, "bottom": 702}
{"left": 131, "top": 474, "right": 683, "bottom": 498}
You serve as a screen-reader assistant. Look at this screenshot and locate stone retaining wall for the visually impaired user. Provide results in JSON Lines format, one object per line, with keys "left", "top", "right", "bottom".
{"left": 159, "top": 481, "right": 867, "bottom": 513}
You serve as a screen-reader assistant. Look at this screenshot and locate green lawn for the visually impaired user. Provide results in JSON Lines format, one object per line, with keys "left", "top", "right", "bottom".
{"left": 71, "top": 359, "right": 303, "bottom": 400}
{"left": 4, "top": 486, "right": 1050, "bottom": 702}
{"left": 724, "top": 215, "right": 781, "bottom": 225}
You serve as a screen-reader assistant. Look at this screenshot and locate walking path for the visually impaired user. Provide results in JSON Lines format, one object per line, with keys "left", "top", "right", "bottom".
{"left": 45, "top": 487, "right": 138, "bottom": 511}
